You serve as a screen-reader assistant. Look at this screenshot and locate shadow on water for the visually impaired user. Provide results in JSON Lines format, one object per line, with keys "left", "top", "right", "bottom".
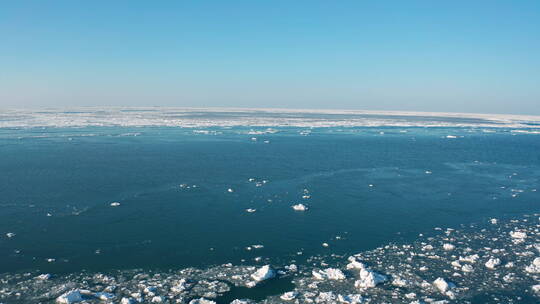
{"left": 214, "top": 277, "right": 295, "bottom": 304}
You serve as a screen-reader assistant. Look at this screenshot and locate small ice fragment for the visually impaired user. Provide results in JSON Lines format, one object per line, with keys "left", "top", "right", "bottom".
{"left": 443, "top": 243, "right": 455, "bottom": 251}
{"left": 459, "top": 254, "right": 479, "bottom": 264}
{"left": 6, "top": 232, "right": 15, "bottom": 238}
{"left": 120, "top": 298, "right": 137, "bottom": 304}
{"left": 425, "top": 170, "right": 432, "bottom": 174}
{"left": 532, "top": 284, "right": 540, "bottom": 294}
{"left": 227, "top": 188, "right": 234, "bottom": 193}
{"left": 322, "top": 242, "right": 329, "bottom": 247}
{"left": 230, "top": 300, "right": 254, "bottom": 304}
{"left": 337, "top": 294, "right": 364, "bottom": 304}
{"left": 433, "top": 277, "right": 455, "bottom": 293}
{"left": 461, "top": 264, "right": 474, "bottom": 272}
{"left": 36, "top": 273, "right": 52, "bottom": 280}
{"left": 446, "top": 135, "right": 457, "bottom": 138}
{"left": 280, "top": 291, "right": 298, "bottom": 301}
{"left": 490, "top": 218, "right": 498, "bottom": 224}
{"left": 189, "top": 298, "right": 216, "bottom": 304}
{"left": 525, "top": 257, "right": 540, "bottom": 273}
{"left": 46, "top": 258, "right": 56, "bottom": 263}
{"left": 251, "top": 265, "right": 276, "bottom": 282}
{"left": 95, "top": 292, "right": 115, "bottom": 301}
{"left": 56, "top": 289, "right": 84, "bottom": 304}
{"left": 485, "top": 258, "right": 501, "bottom": 269}
{"left": 292, "top": 203, "right": 308, "bottom": 211}
{"left": 346, "top": 256, "right": 366, "bottom": 270}
{"left": 312, "top": 268, "right": 346, "bottom": 280}
{"left": 245, "top": 208, "right": 256, "bottom": 213}
{"left": 110, "top": 202, "right": 121, "bottom": 207}
{"left": 392, "top": 277, "right": 409, "bottom": 287}
{"left": 151, "top": 296, "right": 165, "bottom": 303}
{"left": 509, "top": 231, "right": 527, "bottom": 239}
{"left": 355, "top": 268, "right": 387, "bottom": 288}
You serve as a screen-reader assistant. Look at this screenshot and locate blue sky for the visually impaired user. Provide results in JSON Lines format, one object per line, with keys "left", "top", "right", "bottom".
{"left": 1, "top": 1, "right": 539, "bottom": 114}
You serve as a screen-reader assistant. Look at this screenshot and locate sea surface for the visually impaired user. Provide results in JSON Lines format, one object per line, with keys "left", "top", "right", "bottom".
{"left": 0, "top": 109, "right": 539, "bottom": 303}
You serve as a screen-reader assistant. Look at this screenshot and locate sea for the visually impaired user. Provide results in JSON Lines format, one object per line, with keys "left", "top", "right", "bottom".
{"left": 0, "top": 108, "right": 539, "bottom": 303}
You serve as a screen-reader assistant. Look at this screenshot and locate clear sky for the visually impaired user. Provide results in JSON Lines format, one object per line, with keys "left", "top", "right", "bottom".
{"left": 1, "top": 1, "right": 539, "bottom": 114}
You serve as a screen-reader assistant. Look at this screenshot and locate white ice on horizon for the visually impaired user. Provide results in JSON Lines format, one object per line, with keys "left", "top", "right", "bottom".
{"left": 2, "top": 107, "right": 540, "bottom": 129}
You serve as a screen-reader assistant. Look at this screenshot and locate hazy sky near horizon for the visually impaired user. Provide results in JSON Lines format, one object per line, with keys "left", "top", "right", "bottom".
{"left": 1, "top": 1, "right": 540, "bottom": 115}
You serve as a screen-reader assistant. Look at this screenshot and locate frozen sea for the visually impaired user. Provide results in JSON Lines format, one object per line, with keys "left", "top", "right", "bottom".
{"left": 0, "top": 108, "right": 539, "bottom": 303}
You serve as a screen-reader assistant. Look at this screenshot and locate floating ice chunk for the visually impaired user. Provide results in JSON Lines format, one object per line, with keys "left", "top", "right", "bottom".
{"left": 405, "top": 293, "right": 416, "bottom": 299}
{"left": 280, "top": 291, "right": 298, "bottom": 301}
{"left": 189, "top": 298, "right": 216, "bottom": 304}
{"left": 120, "top": 298, "right": 137, "bottom": 304}
{"left": 245, "top": 208, "right": 256, "bottom": 213}
{"left": 56, "top": 289, "right": 85, "bottom": 304}
{"left": 459, "top": 254, "right": 479, "bottom": 264}
{"left": 346, "top": 256, "right": 366, "bottom": 270}
{"left": 250, "top": 265, "right": 276, "bottom": 282}
{"left": 46, "top": 258, "right": 56, "bottom": 263}
{"left": 490, "top": 218, "right": 498, "bottom": 224}
{"left": 95, "top": 292, "right": 115, "bottom": 301}
{"left": 151, "top": 296, "right": 165, "bottom": 303}
{"left": 446, "top": 135, "right": 457, "bottom": 138}
{"left": 322, "top": 242, "right": 329, "bottom": 247}
{"left": 227, "top": 188, "right": 234, "bottom": 193}
{"left": 461, "top": 264, "right": 474, "bottom": 272}
{"left": 355, "top": 267, "right": 387, "bottom": 288}
{"left": 422, "top": 244, "right": 434, "bottom": 251}
{"left": 425, "top": 170, "right": 432, "bottom": 174}
{"left": 292, "top": 203, "right": 308, "bottom": 211}
{"left": 110, "top": 202, "right": 121, "bottom": 207}
{"left": 316, "top": 291, "right": 336, "bottom": 302}
{"left": 230, "top": 300, "right": 255, "bottom": 304}
{"left": 337, "top": 294, "right": 364, "bottom": 303}
{"left": 171, "top": 278, "right": 194, "bottom": 293}
{"left": 532, "top": 284, "right": 540, "bottom": 294}
{"left": 392, "top": 277, "right": 409, "bottom": 287}
{"left": 433, "top": 277, "right": 455, "bottom": 293}
{"left": 525, "top": 257, "right": 540, "bottom": 273}
{"left": 36, "top": 273, "right": 52, "bottom": 280}
{"left": 443, "top": 243, "right": 455, "bottom": 251}
{"left": 302, "top": 195, "right": 311, "bottom": 199}
{"left": 312, "top": 268, "right": 346, "bottom": 280}
{"left": 509, "top": 231, "right": 527, "bottom": 239}
{"left": 485, "top": 258, "right": 501, "bottom": 269}
{"left": 6, "top": 232, "right": 15, "bottom": 238}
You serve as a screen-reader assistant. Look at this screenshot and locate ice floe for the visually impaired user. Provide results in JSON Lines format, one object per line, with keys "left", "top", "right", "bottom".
{"left": 292, "top": 203, "right": 308, "bottom": 211}
{"left": 1, "top": 214, "right": 540, "bottom": 304}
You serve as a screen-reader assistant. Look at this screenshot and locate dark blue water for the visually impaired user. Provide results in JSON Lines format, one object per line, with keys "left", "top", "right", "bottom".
{"left": 0, "top": 126, "right": 539, "bottom": 276}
